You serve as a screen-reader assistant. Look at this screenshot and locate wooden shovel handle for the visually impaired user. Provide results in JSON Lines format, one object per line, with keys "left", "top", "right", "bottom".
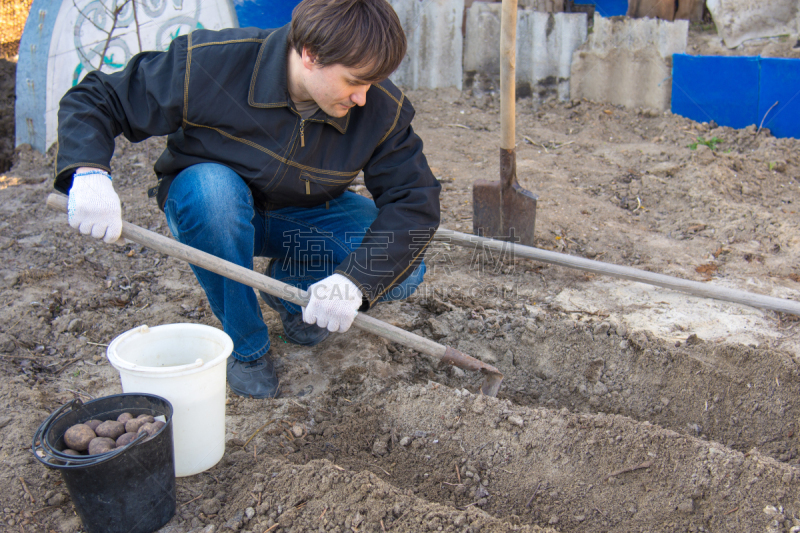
{"left": 500, "top": 0, "right": 518, "bottom": 150}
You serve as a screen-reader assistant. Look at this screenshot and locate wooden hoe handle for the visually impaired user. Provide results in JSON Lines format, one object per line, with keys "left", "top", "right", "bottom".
{"left": 46, "top": 193, "right": 504, "bottom": 396}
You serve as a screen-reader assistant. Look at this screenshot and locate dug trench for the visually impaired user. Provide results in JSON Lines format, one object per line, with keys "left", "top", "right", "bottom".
{"left": 202, "top": 251, "right": 800, "bottom": 533}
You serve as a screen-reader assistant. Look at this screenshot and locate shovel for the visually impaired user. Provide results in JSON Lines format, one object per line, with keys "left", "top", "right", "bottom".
{"left": 46, "top": 193, "right": 503, "bottom": 396}
{"left": 472, "top": 0, "right": 538, "bottom": 246}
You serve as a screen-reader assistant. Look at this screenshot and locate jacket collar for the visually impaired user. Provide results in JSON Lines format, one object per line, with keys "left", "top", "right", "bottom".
{"left": 248, "top": 24, "right": 350, "bottom": 134}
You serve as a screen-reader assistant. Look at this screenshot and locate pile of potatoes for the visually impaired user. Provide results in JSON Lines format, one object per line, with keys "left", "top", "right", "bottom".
{"left": 62, "top": 413, "right": 166, "bottom": 456}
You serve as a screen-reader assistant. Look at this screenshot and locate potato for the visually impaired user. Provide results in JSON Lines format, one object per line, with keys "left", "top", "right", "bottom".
{"left": 88, "top": 437, "right": 116, "bottom": 455}
{"left": 64, "top": 424, "right": 96, "bottom": 452}
{"left": 117, "top": 412, "right": 134, "bottom": 424}
{"left": 125, "top": 417, "right": 147, "bottom": 434}
{"left": 136, "top": 414, "right": 155, "bottom": 424}
{"left": 152, "top": 421, "right": 166, "bottom": 431}
{"left": 138, "top": 422, "right": 161, "bottom": 437}
{"left": 95, "top": 420, "right": 125, "bottom": 440}
{"left": 61, "top": 448, "right": 82, "bottom": 456}
{"left": 116, "top": 432, "right": 139, "bottom": 447}
{"left": 85, "top": 419, "right": 103, "bottom": 431}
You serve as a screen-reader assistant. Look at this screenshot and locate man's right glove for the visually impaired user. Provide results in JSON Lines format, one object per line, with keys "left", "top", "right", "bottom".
{"left": 67, "top": 168, "right": 122, "bottom": 244}
{"left": 303, "top": 273, "right": 363, "bottom": 333}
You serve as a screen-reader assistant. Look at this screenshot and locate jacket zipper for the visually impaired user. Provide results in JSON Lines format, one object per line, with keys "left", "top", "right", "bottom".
{"left": 296, "top": 110, "right": 308, "bottom": 193}
{"left": 300, "top": 119, "right": 306, "bottom": 147}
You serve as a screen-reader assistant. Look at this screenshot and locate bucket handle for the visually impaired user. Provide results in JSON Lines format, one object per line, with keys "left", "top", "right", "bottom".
{"left": 32, "top": 399, "right": 148, "bottom": 469}
{"left": 32, "top": 398, "right": 81, "bottom": 462}
{"left": 111, "top": 357, "right": 206, "bottom": 374}
{"left": 35, "top": 398, "right": 98, "bottom": 462}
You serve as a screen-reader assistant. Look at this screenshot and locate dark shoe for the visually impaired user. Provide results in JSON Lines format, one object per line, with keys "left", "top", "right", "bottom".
{"left": 259, "top": 261, "right": 329, "bottom": 346}
{"left": 226, "top": 356, "right": 280, "bottom": 399}
{"left": 260, "top": 289, "right": 330, "bottom": 346}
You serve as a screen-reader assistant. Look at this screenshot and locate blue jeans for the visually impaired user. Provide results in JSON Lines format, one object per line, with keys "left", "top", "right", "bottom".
{"left": 164, "top": 163, "right": 426, "bottom": 361}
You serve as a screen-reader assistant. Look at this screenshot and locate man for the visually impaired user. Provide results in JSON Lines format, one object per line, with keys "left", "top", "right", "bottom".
{"left": 54, "top": 0, "right": 441, "bottom": 398}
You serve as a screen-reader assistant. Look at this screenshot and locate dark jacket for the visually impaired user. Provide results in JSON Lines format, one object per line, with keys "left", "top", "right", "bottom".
{"left": 54, "top": 24, "right": 441, "bottom": 308}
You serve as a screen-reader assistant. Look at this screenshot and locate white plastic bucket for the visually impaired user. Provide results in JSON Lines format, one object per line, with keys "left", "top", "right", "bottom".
{"left": 106, "top": 324, "right": 231, "bottom": 477}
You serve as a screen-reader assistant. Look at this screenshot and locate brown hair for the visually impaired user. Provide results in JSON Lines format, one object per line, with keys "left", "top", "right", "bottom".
{"left": 288, "top": 0, "right": 407, "bottom": 83}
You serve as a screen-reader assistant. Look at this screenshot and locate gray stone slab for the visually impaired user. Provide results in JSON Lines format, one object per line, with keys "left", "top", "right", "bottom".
{"left": 707, "top": 0, "right": 800, "bottom": 49}
{"left": 463, "top": 1, "right": 502, "bottom": 93}
{"left": 569, "top": 13, "right": 687, "bottom": 111}
{"left": 570, "top": 47, "right": 673, "bottom": 111}
{"left": 588, "top": 12, "right": 688, "bottom": 57}
{"left": 464, "top": 3, "right": 588, "bottom": 101}
{"left": 390, "top": 0, "right": 464, "bottom": 90}
{"left": 517, "top": 11, "right": 588, "bottom": 101}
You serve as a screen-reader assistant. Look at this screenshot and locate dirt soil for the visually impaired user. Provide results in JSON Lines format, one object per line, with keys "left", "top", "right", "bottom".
{"left": 2, "top": 60, "right": 800, "bottom": 533}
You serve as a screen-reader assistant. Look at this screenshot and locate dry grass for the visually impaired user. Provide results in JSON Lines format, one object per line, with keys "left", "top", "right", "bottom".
{"left": 0, "top": 0, "right": 34, "bottom": 58}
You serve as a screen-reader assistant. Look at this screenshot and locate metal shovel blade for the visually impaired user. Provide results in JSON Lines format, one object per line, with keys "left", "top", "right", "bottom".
{"left": 473, "top": 148, "right": 538, "bottom": 246}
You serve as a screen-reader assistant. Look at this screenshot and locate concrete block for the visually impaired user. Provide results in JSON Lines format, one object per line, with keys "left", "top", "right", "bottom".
{"left": 464, "top": 1, "right": 502, "bottom": 93}
{"left": 706, "top": 0, "right": 800, "bottom": 49}
{"left": 464, "top": 3, "right": 588, "bottom": 100}
{"left": 588, "top": 12, "right": 688, "bottom": 57}
{"left": 517, "top": 11, "right": 588, "bottom": 100}
{"left": 570, "top": 48, "right": 673, "bottom": 111}
{"left": 569, "top": 14, "right": 687, "bottom": 110}
{"left": 390, "top": 0, "right": 464, "bottom": 90}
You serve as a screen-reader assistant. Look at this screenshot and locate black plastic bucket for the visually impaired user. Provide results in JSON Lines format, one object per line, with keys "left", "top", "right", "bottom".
{"left": 32, "top": 393, "right": 176, "bottom": 533}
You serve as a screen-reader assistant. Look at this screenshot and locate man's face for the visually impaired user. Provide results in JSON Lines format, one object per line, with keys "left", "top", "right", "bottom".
{"left": 301, "top": 52, "right": 374, "bottom": 117}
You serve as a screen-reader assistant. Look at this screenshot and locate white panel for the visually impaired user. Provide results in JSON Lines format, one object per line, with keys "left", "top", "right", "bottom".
{"left": 45, "top": 0, "right": 237, "bottom": 150}
{"left": 465, "top": 3, "right": 587, "bottom": 101}
{"left": 390, "top": 0, "right": 464, "bottom": 90}
{"left": 463, "top": 1, "right": 501, "bottom": 87}
{"left": 525, "top": 11, "right": 588, "bottom": 100}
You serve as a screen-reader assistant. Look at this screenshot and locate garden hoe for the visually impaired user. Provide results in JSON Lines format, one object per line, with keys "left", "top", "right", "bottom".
{"left": 472, "top": 0, "right": 538, "bottom": 246}
{"left": 47, "top": 193, "right": 504, "bottom": 396}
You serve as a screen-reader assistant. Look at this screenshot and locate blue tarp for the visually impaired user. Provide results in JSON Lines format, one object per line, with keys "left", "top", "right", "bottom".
{"left": 234, "top": 0, "right": 302, "bottom": 29}
{"left": 672, "top": 54, "right": 760, "bottom": 129}
{"left": 672, "top": 54, "right": 800, "bottom": 139}
{"left": 759, "top": 58, "right": 800, "bottom": 140}
{"left": 591, "top": 0, "right": 628, "bottom": 17}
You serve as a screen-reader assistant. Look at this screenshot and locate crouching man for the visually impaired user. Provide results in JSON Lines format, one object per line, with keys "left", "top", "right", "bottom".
{"left": 54, "top": 0, "right": 441, "bottom": 398}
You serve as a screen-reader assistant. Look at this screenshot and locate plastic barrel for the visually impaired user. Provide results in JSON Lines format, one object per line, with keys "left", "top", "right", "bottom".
{"left": 32, "top": 394, "right": 176, "bottom": 533}
{"left": 106, "top": 324, "right": 231, "bottom": 476}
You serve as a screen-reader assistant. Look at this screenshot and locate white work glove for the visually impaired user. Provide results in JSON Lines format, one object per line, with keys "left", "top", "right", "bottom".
{"left": 303, "top": 273, "right": 363, "bottom": 333}
{"left": 67, "top": 168, "right": 122, "bottom": 244}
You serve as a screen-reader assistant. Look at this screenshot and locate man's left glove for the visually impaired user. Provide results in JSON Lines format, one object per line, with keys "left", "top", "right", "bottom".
{"left": 67, "top": 168, "right": 122, "bottom": 244}
{"left": 303, "top": 273, "right": 363, "bottom": 333}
